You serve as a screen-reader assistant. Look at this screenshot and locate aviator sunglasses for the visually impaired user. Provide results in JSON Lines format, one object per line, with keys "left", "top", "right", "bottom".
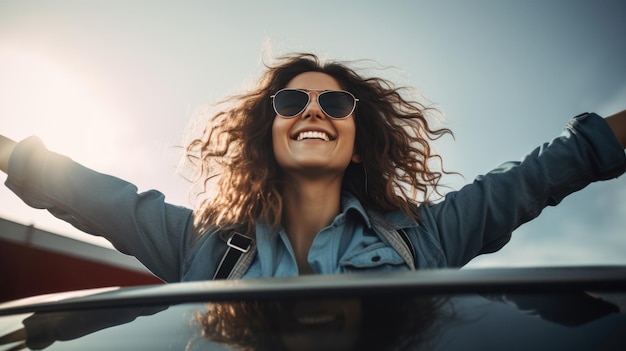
{"left": 271, "top": 88, "right": 359, "bottom": 119}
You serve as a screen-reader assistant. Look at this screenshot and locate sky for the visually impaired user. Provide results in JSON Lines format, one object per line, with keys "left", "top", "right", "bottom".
{"left": 1, "top": 0, "right": 625, "bottom": 269}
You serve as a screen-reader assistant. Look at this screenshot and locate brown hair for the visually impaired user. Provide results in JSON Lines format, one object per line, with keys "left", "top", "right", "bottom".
{"left": 186, "top": 53, "right": 452, "bottom": 235}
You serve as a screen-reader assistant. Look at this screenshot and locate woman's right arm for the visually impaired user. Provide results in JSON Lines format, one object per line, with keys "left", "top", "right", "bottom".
{"left": 2, "top": 136, "right": 194, "bottom": 282}
{"left": 0, "top": 135, "right": 17, "bottom": 174}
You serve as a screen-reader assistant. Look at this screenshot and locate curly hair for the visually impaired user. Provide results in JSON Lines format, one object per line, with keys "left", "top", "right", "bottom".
{"left": 186, "top": 53, "right": 452, "bottom": 235}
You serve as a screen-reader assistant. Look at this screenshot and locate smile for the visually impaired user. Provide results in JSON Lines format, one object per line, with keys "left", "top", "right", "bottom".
{"left": 297, "top": 314, "right": 336, "bottom": 325}
{"left": 296, "top": 131, "right": 330, "bottom": 142}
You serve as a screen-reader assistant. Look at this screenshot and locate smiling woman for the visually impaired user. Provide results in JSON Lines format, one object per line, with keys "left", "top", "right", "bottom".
{"left": 0, "top": 52, "right": 625, "bottom": 285}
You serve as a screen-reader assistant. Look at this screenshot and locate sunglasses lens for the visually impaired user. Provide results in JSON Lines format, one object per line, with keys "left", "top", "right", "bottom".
{"left": 319, "top": 91, "right": 355, "bottom": 118}
{"left": 273, "top": 90, "right": 309, "bottom": 117}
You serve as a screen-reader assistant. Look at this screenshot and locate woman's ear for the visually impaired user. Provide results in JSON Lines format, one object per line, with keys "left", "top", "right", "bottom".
{"left": 351, "top": 152, "right": 362, "bottom": 163}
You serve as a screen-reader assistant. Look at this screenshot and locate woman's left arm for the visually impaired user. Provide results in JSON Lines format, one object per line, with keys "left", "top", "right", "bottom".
{"left": 606, "top": 110, "right": 626, "bottom": 149}
{"left": 422, "top": 112, "right": 626, "bottom": 268}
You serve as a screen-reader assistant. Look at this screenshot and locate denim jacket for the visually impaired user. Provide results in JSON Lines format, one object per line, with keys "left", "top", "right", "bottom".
{"left": 5, "top": 113, "right": 626, "bottom": 282}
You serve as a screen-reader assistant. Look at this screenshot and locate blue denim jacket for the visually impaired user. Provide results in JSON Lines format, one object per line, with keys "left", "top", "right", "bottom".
{"left": 5, "top": 113, "right": 626, "bottom": 282}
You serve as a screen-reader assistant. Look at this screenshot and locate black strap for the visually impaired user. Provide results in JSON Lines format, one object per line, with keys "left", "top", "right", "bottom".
{"left": 213, "top": 232, "right": 254, "bottom": 280}
{"left": 397, "top": 228, "right": 417, "bottom": 267}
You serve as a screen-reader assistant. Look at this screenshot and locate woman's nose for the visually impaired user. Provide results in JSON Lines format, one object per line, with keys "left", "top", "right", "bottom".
{"left": 301, "top": 95, "right": 326, "bottom": 119}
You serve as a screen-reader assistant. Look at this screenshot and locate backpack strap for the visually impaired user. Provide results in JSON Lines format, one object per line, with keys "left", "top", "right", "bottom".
{"left": 369, "top": 213, "right": 417, "bottom": 270}
{"left": 397, "top": 228, "right": 417, "bottom": 267}
{"left": 213, "top": 232, "right": 256, "bottom": 280}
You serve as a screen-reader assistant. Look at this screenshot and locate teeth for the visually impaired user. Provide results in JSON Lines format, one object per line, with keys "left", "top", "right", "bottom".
{"left": 296, "top": 131, "right": 330, "bottom": 141}
{"left": 297, "top": 315, "right": 335, "bottom": 325}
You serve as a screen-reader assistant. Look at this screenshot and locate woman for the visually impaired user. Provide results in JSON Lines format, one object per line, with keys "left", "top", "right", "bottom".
{"left": 1, "top": 53, "right": 625, "bottom": 282}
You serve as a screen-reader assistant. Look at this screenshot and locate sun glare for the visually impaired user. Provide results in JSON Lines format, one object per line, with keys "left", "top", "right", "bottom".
{"left": 0, "top": 49, "right": 126, "bottom": 168}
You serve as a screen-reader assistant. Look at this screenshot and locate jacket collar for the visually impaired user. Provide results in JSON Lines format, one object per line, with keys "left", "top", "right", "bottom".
{"left": 341, "top": 192, "right": 419, "bottom": 230}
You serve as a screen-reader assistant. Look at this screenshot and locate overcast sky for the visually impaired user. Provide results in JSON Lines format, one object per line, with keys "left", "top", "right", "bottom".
{"left": 1, "top": 0, "right": 625, "bottom": 268}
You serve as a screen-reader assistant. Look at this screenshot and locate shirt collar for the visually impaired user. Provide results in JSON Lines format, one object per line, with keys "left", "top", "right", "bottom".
{"left": 254, "top": 192, "right": 371, "bottom": 238}
{"left": 340, "top": 191, "right": 372, "bottom": 229}
{"left": 341, "top": 191, "right": 419, "bottom": 230}
{"left": 256, "top": 192, "right": 417, "bottom": 236}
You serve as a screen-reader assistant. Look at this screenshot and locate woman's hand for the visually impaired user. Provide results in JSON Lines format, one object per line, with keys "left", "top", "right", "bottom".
{"left": 606, "top": 110, "right": 626, "bottom": 149}
{"left": 0, "top": 135, "right": 17, "bottom": 174}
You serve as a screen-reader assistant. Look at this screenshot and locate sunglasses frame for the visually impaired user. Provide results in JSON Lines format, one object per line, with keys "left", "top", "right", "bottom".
{"left": 270, "top": 88, "right": 359, "bottom": 119}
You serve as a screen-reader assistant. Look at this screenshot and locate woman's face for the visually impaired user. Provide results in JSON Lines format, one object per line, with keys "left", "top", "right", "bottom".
{"left": 272, "top": 72, "right": 359, "bottom": 178}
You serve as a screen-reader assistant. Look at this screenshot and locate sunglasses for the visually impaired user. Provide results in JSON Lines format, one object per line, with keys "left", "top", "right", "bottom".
{"left": 271, "top": 89, "right": 359, "bottom": 119}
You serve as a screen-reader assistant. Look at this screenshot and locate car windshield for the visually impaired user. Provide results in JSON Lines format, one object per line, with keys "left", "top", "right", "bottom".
{"left": 1, "top": 292, "right": 625, "bottom": 351}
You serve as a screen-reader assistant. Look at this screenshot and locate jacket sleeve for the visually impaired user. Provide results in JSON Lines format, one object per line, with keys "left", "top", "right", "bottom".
{"left": 420, "top": 113, "right": 626, "bottom": 267}
{"left": 4, "top": 136, "right": 194, "bottom": 282}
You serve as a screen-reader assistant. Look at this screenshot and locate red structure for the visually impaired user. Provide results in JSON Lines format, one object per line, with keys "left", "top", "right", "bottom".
{"left": 0, "top": 217, "right": 162, "bottom": 302}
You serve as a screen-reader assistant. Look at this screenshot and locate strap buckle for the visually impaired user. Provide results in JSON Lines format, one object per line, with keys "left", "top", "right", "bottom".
{"left": 227, "top": 232, "right": 253, "bottom": 253}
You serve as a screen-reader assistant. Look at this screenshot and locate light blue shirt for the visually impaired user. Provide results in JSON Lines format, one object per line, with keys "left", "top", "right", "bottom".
{"left": 6, "top": 113, "right": 626, "bottom": 282}
{"left": 246, "top": 194, "right": 411, "bottom": 278}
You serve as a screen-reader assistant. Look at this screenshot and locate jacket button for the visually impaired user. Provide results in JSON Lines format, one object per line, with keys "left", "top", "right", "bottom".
{"left": 371, "top": 255, "right": 381, "bottom": 262}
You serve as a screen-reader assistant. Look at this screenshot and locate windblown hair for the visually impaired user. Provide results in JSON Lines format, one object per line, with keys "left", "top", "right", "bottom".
{"left": 186, "top": 53, "right": 452, "bottom": 235}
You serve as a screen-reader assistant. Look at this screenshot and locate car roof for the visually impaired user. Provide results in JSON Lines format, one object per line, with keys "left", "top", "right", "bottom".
{"left": 1, "top": 267, "right": 625, "bottom": 351}
{"left": 2, "top": 266, "right": 626, "bottom": 316}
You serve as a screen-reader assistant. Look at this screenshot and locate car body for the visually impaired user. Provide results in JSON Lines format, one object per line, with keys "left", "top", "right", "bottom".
{"left": 1, "top": 266, "right": 625, "bottom": 350}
